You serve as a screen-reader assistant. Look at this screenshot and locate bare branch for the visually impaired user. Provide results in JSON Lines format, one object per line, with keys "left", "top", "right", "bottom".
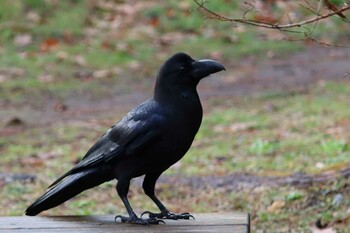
{"left": 324, "top": 0, "right": 348, "bottom": 21}
{"left": 193, "top": 0, "right": 350, "bottom": 31}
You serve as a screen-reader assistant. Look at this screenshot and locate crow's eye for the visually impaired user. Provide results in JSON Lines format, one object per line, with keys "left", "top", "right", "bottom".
{"left": 179, "top": 66, "right": 185, "bottom": 70}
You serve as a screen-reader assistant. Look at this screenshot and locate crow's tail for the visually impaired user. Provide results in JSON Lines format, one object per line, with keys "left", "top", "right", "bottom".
{"left": 25, "top": 168, "right": 112, "bottom": 216}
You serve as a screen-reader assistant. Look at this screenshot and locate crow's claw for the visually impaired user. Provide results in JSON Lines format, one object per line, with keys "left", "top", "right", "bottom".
{"left": 141, "top": 211, "right": 153, "bottom": 218}
{"left": 115, "top": 215, "right": 126, "bottom": 223}
{"left": 114, "top": 215, "right": 164, "bottom": 225}
{"left": 141, "top": 211, "right": 195, "bottom": 220}
{"left": 178, "top": 212, "right": 195, "bottom": 220}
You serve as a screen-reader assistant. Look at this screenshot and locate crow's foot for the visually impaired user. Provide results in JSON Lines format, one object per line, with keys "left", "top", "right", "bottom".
{"left": 141, "top": 211, "right": 195, "bottom": 220}
{"left": 115, "top": 215, "right": 165, "bottom": 225}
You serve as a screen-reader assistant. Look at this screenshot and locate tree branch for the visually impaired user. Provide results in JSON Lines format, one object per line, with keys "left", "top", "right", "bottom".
{"left": 194, "top": 0, "right": 350, "bottom": 31}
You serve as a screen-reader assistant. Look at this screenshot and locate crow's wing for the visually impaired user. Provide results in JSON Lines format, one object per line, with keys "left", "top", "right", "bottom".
{"left": 49, "top": 101, "right": 165, "bottom": 187}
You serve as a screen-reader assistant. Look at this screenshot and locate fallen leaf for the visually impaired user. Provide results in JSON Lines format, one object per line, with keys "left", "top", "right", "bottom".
{"left": 0, "top": 75, "right": 6, "bottom": 83}
{"left": 326, "top": 127, "right": 344, "bottom": 135}
{"left": 315, "top": 162, "right": 325, "bottom": 169}
{"left": 37, "top": 74, "right": 54, "bottom": 83}
{"left": 74, "top": 70, "right": 93, "bottom": 80}
{"left": 20, "top": 156, "right": 44, "bottom": 167}
{"left": 9, "top": 67, "right": 25, "bottom": 77}
{"left": 179, "top": 1, "right": 191, "bottom": 11}
{"left": 166, "top": 8, "right": 175, "bottom": 17}
{"left": 214, "top": 122, "right": 256, "bottom": 133}
{"left": 26, "top": 11, "right": 41, "bottom": 23}
{"left": 41, "top": 38, "right": 59, "bottom": 51}
{"left": 101, "top": 40, "right": 112, "bottom": 49}
{"left": 267, "top": 200, "right": 285, "bottom": 213}
{"left": 63, "top": 32, "right": 74, "bottom": 44}
{"left": 0, "top": 67, "right": 25, "bottom": 81}
{"left": 55, "top": 51, "right": 69, "bottom": 61}
{"left": 158, "top": 32, "right": 192, "bottom": 46}
{"left": 74, "top": 55, "right": 87, "bottom": 66}
{"left": 128, "top": 61, "right": 141, "bottom": 71}
{"left": 150, "top": 16, "right": 159, "bottom": 27}
{"left": 93, "top": 69, "right": 112, "bottom": 79}
{"left": 54, "top": 102, "right": 68, "bottom": 112}
{"left": 13, "top": 34, "right": 32, "bottom": 47}
{"left": 312, "top": 227, "right": 336, "bottom": 233}
{"left": 5, "top": 117, "right": 25, "bottom": 127}
{"left": 37, "top": 151, "right": 60, "bottom": 159}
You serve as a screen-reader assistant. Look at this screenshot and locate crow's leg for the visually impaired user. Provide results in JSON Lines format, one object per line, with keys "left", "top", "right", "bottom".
{"left": 141, "top": 173, "right": 194, "bottom": 220}
{"left": 115, "top": 178, "right": 164, "bottom": 225}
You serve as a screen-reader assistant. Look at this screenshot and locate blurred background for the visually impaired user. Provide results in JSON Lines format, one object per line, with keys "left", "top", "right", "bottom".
{"left": 0, "top": 0, "right": 350, "bottom": 232}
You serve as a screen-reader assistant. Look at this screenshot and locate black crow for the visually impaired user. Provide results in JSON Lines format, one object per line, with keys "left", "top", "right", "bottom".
{"left": 25, "top": 52, "right": 225, "bottom": 224}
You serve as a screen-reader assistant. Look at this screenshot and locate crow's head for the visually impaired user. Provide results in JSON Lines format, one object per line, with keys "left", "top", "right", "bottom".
{"left": 155, "top": 53, "right": 225, "bottom": 90}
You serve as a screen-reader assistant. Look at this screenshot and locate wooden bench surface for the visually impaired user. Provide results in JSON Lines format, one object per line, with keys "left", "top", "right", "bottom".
{"left": 0, "top": 213, "right": 250, "bottom": 233}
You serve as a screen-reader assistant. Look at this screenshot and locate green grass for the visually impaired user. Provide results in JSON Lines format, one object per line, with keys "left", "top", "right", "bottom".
{"left": 0, "top": 0, "right": 304, "bottom": 104}
{"left": 171, "top": 82, "right": 350, "bottom": 176}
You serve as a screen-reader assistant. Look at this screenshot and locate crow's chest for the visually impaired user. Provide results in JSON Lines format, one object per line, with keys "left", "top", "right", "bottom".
{"left": 152, "top": 110, "right": 202, "bottom": 163}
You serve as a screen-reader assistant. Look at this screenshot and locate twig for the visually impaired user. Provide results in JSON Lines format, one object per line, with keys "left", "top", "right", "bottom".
{"left": 304, "top": 34, "right": 350, "bottom": 48}
{"left": 194, "top": 0, "right": 350, "bottom": 31}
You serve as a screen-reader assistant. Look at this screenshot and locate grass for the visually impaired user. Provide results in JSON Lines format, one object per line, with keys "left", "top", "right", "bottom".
{"left": 0, "top": 0, "right": 303, "bottom": 104}
{"left": 171, "top": 82, "right": 350, "bottom": 176}
{"left": 1, "top": 80, "right": 350, "bottom": 232}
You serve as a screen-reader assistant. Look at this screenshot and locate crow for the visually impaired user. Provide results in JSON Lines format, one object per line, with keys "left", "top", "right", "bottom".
{"left": 25, "top": 53, "right": 225, "bottom": 224}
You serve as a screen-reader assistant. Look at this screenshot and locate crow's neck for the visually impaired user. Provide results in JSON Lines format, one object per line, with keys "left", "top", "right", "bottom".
{"left": 154, "top": 82, "right": 198, "bottom": 103}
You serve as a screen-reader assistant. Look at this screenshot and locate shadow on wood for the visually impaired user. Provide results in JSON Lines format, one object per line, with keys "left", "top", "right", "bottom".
{"left": 0, "top": 213, "right": 250, "bottom": 233}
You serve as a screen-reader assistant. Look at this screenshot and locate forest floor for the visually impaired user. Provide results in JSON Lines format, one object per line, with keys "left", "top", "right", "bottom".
{"left": 1, "top": 1, "right": 350, "bottom": 232}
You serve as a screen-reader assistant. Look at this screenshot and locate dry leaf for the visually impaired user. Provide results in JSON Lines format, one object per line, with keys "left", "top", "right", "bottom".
{"left": 0, "top": 74, "right": 6, "bottom": 83}
{"left": 267, "top": 200, "right": 286, "bottom": 213}
{"left": 74, "top": 55, "right": 86, "bottom": 66}
{"left": 93, "top": 69, "right": 112, "bottom": 79}
{"left": 214, "top": 122, "right": 256, "bottom": 133}
{"left": 150, "top": 16, "right": 159, "bottom": 27}
{"left": 55, "top": 51, "right": 68, "bottom": 61}
{"left": 20, "top": 156, "right": 44, "bottom": 167}
{"left": 41, "top": 38, "right": 59, "bottom": 51}
{"left": 14, "top": 34, "right": 32, "bottom": 47}
{"left": 101, "top": 40, "right": 112, "bottom": 49}
{"left": 312, "top": 227, "right": 336, "bottom": 233}
{"left": 26, "top": 11, "right": 41, "bottom": 23}
{"left": 54, "top": 102, "right": 68, "bottom": 112}
{"left": 179, "top": 1, "right": 190, "bottom": 11}
{"left": 0, "top": 67, "right": 24, "bottom": 83}
{"left": 37, "top": 151, "right": 60, "bottom": 159}
{"left": 128, "top": 61, "right": 141, "bottom": 71}
{"left": 38, "top": 74, "right": 54, "bottom": 83}
{"left": 158, "top": 32, "right": 190, "bottom": 45}
{"left": 5, "top": 117, "right": 25, "bottom": 127}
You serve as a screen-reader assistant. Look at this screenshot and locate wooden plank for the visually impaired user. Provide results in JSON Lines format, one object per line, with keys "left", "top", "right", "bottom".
{"left": 0, "top": 213, "right": 249, "bottom": 233}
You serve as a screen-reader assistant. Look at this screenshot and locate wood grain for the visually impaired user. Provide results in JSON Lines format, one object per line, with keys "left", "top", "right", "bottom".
{"left": 0, "top": 213, "right": 250, "bottom": 233}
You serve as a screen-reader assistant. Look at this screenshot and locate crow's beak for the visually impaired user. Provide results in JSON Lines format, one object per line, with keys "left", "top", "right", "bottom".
{"left": 191, "top": 59, "right": 226, "bottom": 80}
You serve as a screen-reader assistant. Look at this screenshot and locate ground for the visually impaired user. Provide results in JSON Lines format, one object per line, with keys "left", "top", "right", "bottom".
{"left": 1, "top": 1, "right": 350, "bottom": 233}
{"left": 2, "top": 45, "right": 350, "bottom": 232}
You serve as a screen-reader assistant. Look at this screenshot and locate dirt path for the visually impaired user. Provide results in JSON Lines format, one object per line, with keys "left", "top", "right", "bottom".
{"left": 157, "top": 165, "right": 350, "bottom": 191}
{"left": 2, "top": 46, "right": 350, "bottom": 128}
{"left": 199, "top": 46, "right": 350, "bottom": 100}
